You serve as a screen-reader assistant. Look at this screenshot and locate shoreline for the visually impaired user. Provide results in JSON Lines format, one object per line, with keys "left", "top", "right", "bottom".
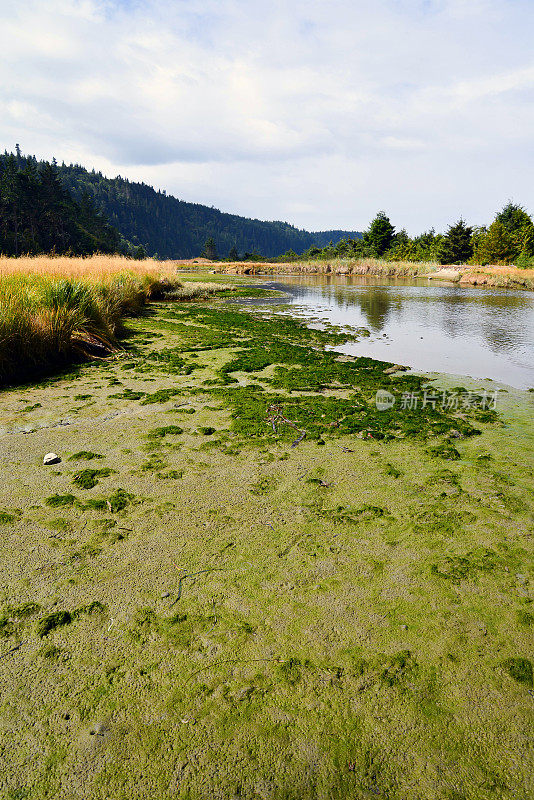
{"left": 180, "top": 258, "right": 534, "bottom": 291}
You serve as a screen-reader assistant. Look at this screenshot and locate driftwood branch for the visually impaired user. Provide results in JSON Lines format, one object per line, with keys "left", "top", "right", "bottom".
{"left": 264, "top": 404, "right": 307, "bottom": 447}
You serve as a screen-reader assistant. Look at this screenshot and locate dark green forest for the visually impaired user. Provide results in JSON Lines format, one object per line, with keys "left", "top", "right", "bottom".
{"left": 0, "top": 149, "right": 360, "bottom": 259}
{"left": 0, "top": 151, "right": 123, "bottom": 257}
{"left": 55, "top": 160, "right": 360, "bottom": 259}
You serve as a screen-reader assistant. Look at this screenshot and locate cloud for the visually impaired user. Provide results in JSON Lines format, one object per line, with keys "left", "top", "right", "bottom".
{"left": 1, "top": 0, "right": 533, "bottom": 232}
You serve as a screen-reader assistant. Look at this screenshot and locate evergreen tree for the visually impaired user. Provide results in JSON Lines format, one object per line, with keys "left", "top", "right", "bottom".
{"left": 412, "top": 229, "right": 442, "bottom": 262}
{"left": 132, "top": 244, "right": 147, "bottom": 260}
{"left": 438, "top": 219, "right": 473, "bottom": 264}
{"left": 472, "top": 220, "right": 514, "bottom": 264}
{"left": 201, "top": 236, "right": 218, "bottom": 260}
{"left": 384, "top": 229, "right": 417, "bottom": 261}
{"left": 0, "top": 150, "right": 123, "bottom": 256}
{"left": 228, "top": 245, "right": 239, "bottom": 261}
{"left": 496, "top": 202, "right": 533, "bottom": 234}
{"left": 363, "top": 211, "right": 395, "bottom": 257}
{"left": 495, "top": 203, "right": 534, "bottom": 259}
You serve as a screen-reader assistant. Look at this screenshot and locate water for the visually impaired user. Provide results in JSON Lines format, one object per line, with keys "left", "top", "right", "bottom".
{"left": 268, "top": 276, "right": 534, "bottom": 389}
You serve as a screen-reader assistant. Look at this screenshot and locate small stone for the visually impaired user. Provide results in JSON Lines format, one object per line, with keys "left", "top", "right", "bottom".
{"left": 400, "top": 624, "right": 408, "bottom": 630}
{"left": 161, "top": 591, "right": 171, "bottom": 599}
{"left": 43, "top": 453, "right": 61, "bottom": 465}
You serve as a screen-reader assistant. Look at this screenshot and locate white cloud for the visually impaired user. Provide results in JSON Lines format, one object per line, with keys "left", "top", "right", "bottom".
{"left": 0, "top": 0, "right": 533, "bottom": 233}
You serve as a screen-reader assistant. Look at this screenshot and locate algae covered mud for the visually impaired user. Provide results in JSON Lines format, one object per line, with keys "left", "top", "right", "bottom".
{"left": 0, "top": 284, "right": 533, "bottom": 800}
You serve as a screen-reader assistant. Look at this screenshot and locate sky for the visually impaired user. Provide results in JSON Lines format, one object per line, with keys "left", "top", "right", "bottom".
{"left": 1, "top": 0, "right": 533, "bottom": 234}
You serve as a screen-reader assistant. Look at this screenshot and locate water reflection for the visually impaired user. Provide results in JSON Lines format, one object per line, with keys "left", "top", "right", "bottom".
{"left": 274, "top": 276, "right": 534, "bottom": 389}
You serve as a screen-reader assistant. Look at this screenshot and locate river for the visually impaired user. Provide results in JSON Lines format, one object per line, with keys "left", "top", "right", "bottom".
{"left": 265, "top": 276, "right": 534, "bottom": 389}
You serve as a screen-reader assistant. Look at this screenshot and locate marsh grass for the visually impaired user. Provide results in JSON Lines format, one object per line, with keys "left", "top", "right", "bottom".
{"left": 0, "top": 255, "right": 235, "bottom": 384}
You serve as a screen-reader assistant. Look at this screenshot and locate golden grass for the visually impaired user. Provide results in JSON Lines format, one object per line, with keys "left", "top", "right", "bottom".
{"left": 0, "top": 254, "right": 178, "bottom": 281}
{"left": 0, "top": 256, "right": 234, "bottom": 385}
{"left": 207, "top": 257, "right": 437, "bottom": 277}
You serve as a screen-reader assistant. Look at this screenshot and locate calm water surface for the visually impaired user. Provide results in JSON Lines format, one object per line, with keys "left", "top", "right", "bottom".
{"left": 269, "top": 276, "right": 534, "bottom": 389}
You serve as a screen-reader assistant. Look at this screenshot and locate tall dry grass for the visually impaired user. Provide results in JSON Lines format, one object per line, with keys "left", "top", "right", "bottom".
{"left": 217, "top": 257, "right": 439, "bottom": 276}
{"left": 0, "top": 255, "right": 233, "bottom": 385}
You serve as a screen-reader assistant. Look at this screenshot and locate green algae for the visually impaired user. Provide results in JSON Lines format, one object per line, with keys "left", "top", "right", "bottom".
{"left": 45, "top": 494, "right": 76, "bottom": 507}
{"left": 430, "top": 547, "right": 504, "bottom": 583}
{"left": 147, "top": 425, "right": 183, "bottom": 438}
{"left": 37, "top": 610, "right": 72, "bottom": 637}
{"left": 68, "top": 451, "right": 104, "bottom": 461}
{"left": 72, "top": 468, "right": 115, "bottom": 489}
{"left": 198, "top": 426, "right": 216, "bottom": 435}
{"left": 502, "top": 657, "right": 533, "bottom": 687}
{"left": 140, "top": 387, "right": 182, "bottom": 404}
{"left": 83, "top": 489, "right": 134, "bottom": 513}
{"left": 108, "top": 388, "right": 146, "bottom": 400}
{"left": 428, "top": 441, "right": 462, "bottom": 460}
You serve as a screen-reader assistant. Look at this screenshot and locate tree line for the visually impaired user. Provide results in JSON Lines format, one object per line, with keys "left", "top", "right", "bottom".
{"left": 275, "top": 206, "right": 534, "bottom": 267}
{"left": 2, "top": 149, "right": 361, "bottom": 259}
{"left": 2, "top": 149, "right": 533, "bottom": 267}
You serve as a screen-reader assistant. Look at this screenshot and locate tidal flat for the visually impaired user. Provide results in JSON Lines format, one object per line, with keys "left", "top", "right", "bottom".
{"left": 0, "top": 288, "right": 533, "bottom": 800}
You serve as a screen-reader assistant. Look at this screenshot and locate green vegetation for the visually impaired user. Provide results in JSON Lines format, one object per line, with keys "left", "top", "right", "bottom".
{"left": 147, "top": 425, "right": 183, "bottom": 438}
{"left": 0, "top": 151, "right": 123, "bottom": 256}
{"left": 280, "top": 203, "right": 534, "bottom": 266}
{"left": 437, "top": 218, "right": 474, "bottom": 264}
{"left": 0, "top": 268, "right": 235, "bottom": 385}
{"left": 68, "top": 451, "right": 104, "bottom": 461}
{"left": 83, "top": 488, "right": 134, "bottom": 513}
{"left": 502, "top": 657, "right": 533, "bottom": 687}
{"left": 72, "top": 468, "right": 115, "bottom": 489}
{"left": 3, "top": 151, "right": 533, "bottom": 266}
{"left": 473, "top": 204, "right": 534, "bottom": 266}
{"left": 37, "top": 610, "right": 72, "bottom": 637}
{"left": 0, "top": 272, "right": 158, "bottom": 384}
{"left": 45, "top": 494, "right": 76, "bottom": 507}
{"left": 2, "top": 150, "right": 360, "bottom": 259}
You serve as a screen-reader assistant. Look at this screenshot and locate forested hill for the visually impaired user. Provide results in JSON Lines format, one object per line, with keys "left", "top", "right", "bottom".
{"left": 0, "top": 152, "right": 122, "bottom": 257}
{"left": 56, "top": 161, "right": 360, "bottom": 258}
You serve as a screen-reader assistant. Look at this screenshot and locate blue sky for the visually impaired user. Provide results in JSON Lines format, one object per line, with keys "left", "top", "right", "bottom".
{"left": 1, "top": 0, "right": 533, "bottom": 233}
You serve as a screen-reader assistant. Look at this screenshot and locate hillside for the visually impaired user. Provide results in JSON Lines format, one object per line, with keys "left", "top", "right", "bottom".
{"left": 56, "top": 162, "right": 360, "bottom": 259}
{"left": 0, "top": 153, "right": 122, "bottom": 257}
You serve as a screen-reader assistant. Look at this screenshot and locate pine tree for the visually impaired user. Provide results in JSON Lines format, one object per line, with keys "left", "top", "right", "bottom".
{"left": 228, "top": 245, "right": 239, "bottom": 261}
{"left": 0, "top": 151, "right": 124, "bottom": 256}
{"left": 438, "top": 219, "right": 473, "bottom": 264}
{"left": 132, "top": 244, "right": 147, "bottom": 260}
{"left": 472, "top": 220, "right": 514, "bottom": 264}
{"left": 201, "top": 236, "right": 217, "bottom": 260}
{"left": 495, "top": 203, "right": 534, "bottom": 259}
{"left": 363, "top": 212, "right": 395, "bottom": 257}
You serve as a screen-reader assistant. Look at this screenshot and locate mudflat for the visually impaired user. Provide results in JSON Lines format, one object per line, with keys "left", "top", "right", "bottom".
{"left": 1, "top": 294, "right": 533, "bottom": 800}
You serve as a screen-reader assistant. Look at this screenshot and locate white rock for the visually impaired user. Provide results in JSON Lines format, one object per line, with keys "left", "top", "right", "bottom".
{"left": 43, "top": 452, "right": 61, "bottom": 465}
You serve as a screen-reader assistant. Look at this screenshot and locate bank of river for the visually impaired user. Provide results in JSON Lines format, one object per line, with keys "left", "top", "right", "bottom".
{"left": 0, "top": 289, "right": 532, "bottom": 800}
{"left": 211, "top": 258, "right": 534, "bottom": 291}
